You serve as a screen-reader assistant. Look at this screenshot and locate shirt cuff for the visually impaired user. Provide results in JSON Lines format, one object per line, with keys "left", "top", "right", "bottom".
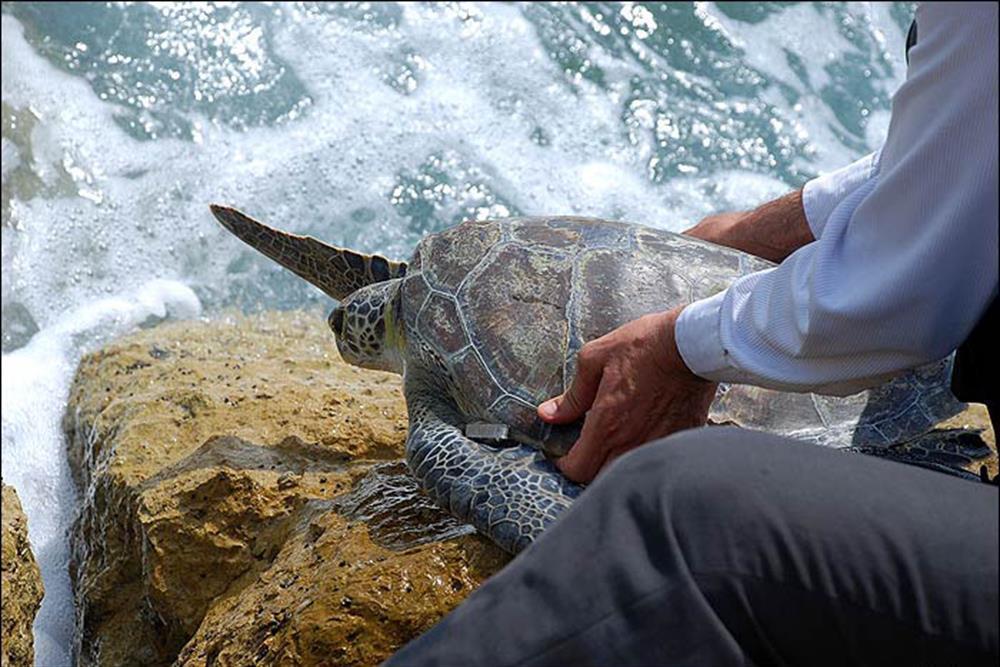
{"left": 801, "top": 151, "right": 879, "bottom": 238}
{"left": 675, "top": 290, "right": 733, "bottom": 381}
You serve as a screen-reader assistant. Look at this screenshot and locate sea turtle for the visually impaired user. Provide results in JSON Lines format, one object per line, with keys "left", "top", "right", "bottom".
{"left": 209, "top": 206, "right": 988, "bottom": 553}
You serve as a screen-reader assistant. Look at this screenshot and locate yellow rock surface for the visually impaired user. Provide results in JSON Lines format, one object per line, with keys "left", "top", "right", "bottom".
{"left": 176, "top": 502, "right": 507, "bottom": 667}
{"left": 64, "top": 311, "right": 508, "bottom": 666}
{"left": 2, "top": 484, "right": 44, "bottom": 667}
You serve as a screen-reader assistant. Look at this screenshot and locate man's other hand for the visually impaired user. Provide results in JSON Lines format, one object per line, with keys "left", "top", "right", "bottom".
{"left": 537, "top": 306, "right": 717, "bottom": 484}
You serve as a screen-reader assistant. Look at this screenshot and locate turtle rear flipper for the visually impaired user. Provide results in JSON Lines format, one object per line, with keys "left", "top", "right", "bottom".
{"left": 404, "top": 374, "right": 581, "bottom": 554}
{"left": 210, "top": 205, "right": 406, "bottom": 301}
{"left": 847, "top": 428, "right": 995, "bottom": 482}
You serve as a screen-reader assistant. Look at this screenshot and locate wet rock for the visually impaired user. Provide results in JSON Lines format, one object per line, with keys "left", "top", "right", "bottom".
{"left": 2, "top": 484, "right": 45, "bottom": 667}
{"left": 63, "top": 310, "right": 509, "bottom": 666}
{"left": 176, "top": 504, "right": 507, "bottom": 667}
{"left": 332, "top": 461, "right": 478, "bottom": 551}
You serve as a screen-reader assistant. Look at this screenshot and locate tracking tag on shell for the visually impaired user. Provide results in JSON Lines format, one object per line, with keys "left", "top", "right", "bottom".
{"left": 465, "top": 422, "right": 509, "bottom": 441}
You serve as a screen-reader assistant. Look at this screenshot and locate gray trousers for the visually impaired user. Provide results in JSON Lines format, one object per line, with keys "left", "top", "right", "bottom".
{"left": 385, "top": 427, "right": 998, "bottom": 666}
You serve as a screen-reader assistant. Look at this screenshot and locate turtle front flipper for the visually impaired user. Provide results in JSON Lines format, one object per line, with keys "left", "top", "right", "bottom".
{"left": 404, "top": 375, "right": 582, "bottom": 554}
{"left": 209, "top": 205, "right": 406, "bottom": 301}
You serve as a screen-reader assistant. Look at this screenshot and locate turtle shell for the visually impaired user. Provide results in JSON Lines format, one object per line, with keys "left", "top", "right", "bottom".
{"left": 398, "top": 217, "right": 965, "bottom": 456}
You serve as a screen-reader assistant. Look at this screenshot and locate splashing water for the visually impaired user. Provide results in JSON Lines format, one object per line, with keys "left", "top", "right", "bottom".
{"left": 1, "top": 3, "right": 913, "bottom": 664}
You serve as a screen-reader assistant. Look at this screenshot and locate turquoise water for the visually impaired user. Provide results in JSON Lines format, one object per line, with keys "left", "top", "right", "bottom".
{"left": 0, "top": 3, "right": 914, "bottom": 664}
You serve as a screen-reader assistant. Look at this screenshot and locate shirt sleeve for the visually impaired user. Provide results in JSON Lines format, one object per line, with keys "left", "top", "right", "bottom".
{"left": 675, "top": 2, "right": 999, "bottom": 396}
{"left": 801, "top": 150, "right": 879, "bottom": 239}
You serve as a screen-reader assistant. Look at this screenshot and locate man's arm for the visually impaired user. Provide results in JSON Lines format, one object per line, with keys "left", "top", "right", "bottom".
{"left": 672, "top": 152, "right": 879, "bottom": 388}
{"left": 676, "top": 2, "right": 997, "bottom": 396}
{"left": 683, "top": 190, "right": 813, "bottom": 263}
{"left": 543, "top": 190, "right": 820, "bottom": 484}
{"left": 541, "top": 2, "right": 998, "bottom": 484}
{"left": 684, "top": 146, "right": 882, "bottom": 260}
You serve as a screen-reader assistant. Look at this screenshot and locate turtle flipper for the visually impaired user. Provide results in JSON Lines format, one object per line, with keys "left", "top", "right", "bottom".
{"left": 847, "top": 428, "right": 994, "bottom": 482}
{"left": 404, "top": 376, "right": 582, "bottom": 554}
{"left": 209, "top": 205, "right": 406, "bottom": 301}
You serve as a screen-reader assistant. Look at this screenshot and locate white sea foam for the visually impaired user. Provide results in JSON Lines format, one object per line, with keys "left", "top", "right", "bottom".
{"left": 702, "top": 1, "right": 908, "bottom": 174}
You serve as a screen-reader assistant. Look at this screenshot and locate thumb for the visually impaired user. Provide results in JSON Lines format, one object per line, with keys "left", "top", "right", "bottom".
{"left": 538, "top": 365, "right": 600, "bottom": 425}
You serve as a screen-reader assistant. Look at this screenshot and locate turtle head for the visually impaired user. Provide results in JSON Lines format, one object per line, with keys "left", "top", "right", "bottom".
{"left": 208, "top": 205, "right": 409, "bottom": 374}
{"left": 329, "top": 280, "right": 404, "bottom": 374}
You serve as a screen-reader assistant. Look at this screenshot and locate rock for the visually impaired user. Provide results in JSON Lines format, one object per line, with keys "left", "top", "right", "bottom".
{"left": 64, "top": 310, "right": 509, "bottom": 666}
{"left": 2, "top": 484, "right": 45, "bottom": 667}
{"left": 176, "top": 494, "right": 507, "bottom": 667}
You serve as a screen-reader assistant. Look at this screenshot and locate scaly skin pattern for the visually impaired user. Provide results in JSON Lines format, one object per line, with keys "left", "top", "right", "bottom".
{"left": 404, "top": 372, "right": 582, "bottom": 554}
{"left": 332, "top": 281, "right": 403, "bottom": 373}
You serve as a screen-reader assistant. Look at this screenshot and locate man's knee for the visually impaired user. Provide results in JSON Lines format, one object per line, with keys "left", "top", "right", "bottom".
{"left": 598, "top": 426, "right": 804, "bottom": 542}
{"left": 603, "top": 425, "right": 788, "bottom": 493}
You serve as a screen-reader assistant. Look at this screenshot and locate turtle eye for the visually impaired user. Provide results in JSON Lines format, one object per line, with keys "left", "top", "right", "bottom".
{"left": 329, "top": 307, "right": 345, "bottom": 333}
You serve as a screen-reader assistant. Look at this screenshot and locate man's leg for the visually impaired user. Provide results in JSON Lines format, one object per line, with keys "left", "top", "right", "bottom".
{"left": 385, "top": 427, "right": 998, "bottom": 666}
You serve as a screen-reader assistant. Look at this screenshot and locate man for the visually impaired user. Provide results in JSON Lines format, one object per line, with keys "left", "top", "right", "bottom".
{"left": 386, "top": 3, "right": 997, "bottom": 664}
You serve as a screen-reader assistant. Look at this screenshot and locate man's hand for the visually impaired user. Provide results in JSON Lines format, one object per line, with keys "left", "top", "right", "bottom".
{"left": 537, "top": 306, "right": 718, "bottom": 484}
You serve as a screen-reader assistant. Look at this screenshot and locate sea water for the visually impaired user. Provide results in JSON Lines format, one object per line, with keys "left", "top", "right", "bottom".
{"left": 1, "top": 3, "right": 913, "bottom": 664}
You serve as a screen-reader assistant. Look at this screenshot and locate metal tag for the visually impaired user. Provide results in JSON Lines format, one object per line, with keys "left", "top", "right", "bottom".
{"left": 464, "top": 422, "right": 509, "bottom": 441}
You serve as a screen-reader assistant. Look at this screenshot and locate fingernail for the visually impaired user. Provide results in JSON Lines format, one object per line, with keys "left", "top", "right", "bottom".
{"left": 539, "top": 399, "right": 558, "bottom": 417}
